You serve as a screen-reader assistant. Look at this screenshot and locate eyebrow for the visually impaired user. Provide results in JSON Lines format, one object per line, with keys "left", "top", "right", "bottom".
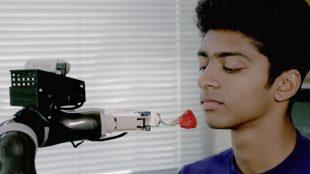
{"left": 197, "top": 50, "right": 251, "bottom": 61}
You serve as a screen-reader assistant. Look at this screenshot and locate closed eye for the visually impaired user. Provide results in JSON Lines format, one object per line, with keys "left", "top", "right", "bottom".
{"left": 199, "top": 66, "right": 206, "bottom": 72}
{"left": 223, "top": 67, "right": 243, "bottom": 73}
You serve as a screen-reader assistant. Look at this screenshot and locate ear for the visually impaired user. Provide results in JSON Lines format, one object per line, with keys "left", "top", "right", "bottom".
{"left": 274, "top": 69, "right": 301, "bottom": 102}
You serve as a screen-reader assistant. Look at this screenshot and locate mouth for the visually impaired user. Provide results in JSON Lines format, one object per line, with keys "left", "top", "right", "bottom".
{"left": 200, "top": 97, "right": 224, "bottom": 111}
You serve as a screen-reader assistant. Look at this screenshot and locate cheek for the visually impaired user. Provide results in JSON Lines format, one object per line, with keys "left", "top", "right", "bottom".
{"left": 225, "top": 65, "right": 270, "bottom": 100}
{"left": 224, "top": 78, "right": 272, "bottom": 116}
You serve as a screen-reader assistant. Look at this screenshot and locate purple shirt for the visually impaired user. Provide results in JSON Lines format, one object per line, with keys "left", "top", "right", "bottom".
{"left": 179, "top": 130, "right": 310, "bottom": 174}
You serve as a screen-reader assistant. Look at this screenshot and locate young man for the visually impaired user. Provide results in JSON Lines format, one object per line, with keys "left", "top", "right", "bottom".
{"left": 179, "top": 0, "right": 310, "bottom": 173}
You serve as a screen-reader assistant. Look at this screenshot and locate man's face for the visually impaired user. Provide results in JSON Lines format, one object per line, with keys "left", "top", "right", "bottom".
{"left": 197, "top": 29, "right": 275, "bottom": 130}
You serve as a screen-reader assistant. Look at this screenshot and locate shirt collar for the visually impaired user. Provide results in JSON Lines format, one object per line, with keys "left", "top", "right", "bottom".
{"left": 229, "top": 129, "right": 309, "bottom": 174}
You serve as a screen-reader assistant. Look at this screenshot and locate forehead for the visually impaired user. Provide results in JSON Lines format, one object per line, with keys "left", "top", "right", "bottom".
{"left": 199, "top": 30, "right": 259, "bottom": 55}
{"left": 199, "top": 30, "right": 269, "bottom": 63}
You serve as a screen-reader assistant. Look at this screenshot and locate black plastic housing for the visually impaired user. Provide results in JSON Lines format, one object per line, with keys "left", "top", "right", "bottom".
{"left": 9, "top": 69, "right": 85, "bottom": 111}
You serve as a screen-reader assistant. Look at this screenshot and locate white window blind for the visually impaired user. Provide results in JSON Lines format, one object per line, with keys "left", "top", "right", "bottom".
{"left": 0, "top": 0, "right": 214, "bottom": 174}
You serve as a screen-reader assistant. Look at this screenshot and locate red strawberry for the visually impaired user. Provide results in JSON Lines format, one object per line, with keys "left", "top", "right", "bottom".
{"left": 178, "top": 109, "right": 197, "bottom": 129}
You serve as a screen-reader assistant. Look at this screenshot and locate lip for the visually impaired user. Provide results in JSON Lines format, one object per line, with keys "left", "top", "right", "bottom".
{"left": 200, "top": 97, "right": 223, "bottom": 111}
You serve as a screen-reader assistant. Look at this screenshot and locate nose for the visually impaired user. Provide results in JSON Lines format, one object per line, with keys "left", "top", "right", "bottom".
{"left": 197, "top": 64, "right": 220, "bottom": 89}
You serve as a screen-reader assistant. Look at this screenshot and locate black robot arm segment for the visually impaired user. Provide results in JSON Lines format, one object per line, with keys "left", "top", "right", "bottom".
{"left": 0, "top": 121, "right": 37, "bottom": 174}
{"left": 0, "top": 131, "right": 37, "bottom": 174}
{"left": 12, "top": 108, "right": 103, "bottom": 147}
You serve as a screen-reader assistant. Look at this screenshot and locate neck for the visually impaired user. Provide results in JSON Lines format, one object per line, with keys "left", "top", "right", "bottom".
{"left": 231, "top": 110, "right": 297, "bottom": 174}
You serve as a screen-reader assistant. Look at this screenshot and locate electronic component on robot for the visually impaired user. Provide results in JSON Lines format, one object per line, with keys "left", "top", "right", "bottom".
{"left": 25, "top": 59, "right": 70, "bottom": 75}
{"left": 9, "top": 69, "right": 85, "bottom": 111}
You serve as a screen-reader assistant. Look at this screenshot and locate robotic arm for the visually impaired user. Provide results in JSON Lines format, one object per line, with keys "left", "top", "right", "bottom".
{"left": 10, "top": 107, "right": 160, "bottom": 148}
{"left": 0, "top": 59, "right": 162, "bottom": 173}
{"left": 8, "top": 59, "right": 161, "bottom": 146}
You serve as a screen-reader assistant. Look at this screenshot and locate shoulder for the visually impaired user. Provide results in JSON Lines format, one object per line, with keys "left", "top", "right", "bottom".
{"left": 290, "top": 133, "right": 310, "bottom": 173}
{"left": 299, "top": 134, "right": 310, "bottom": 162}
{"left": 178, "top": 148, "right": 233, "bottom": 174}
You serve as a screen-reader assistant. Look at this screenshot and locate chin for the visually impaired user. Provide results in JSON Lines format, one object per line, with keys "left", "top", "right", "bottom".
{"left": 205, "top": 112, "right": 230, "bottom": 129}
{"left": 207, "top": 124, "right": 231, "bottom": 130}
{"left": 205, "top": 116, "right": 238, "bottom": 130}
{"left": 206, "top": 120, "right": 232, "bottom": 129}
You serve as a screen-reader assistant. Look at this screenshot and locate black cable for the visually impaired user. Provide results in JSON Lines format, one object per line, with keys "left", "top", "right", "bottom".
{"left": 71, "top": 140, "right": 84, "bottom": 148}
{"left": 70, "top": 133, "right": 128, "bottom": 148}
{"left": 95, "top": 132, "right": 128, "bottom": 141}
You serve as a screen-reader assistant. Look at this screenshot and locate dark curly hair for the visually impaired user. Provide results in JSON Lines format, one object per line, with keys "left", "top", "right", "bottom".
{"left": 196, "top": 0, "right": 310, "bottom": 110}
{"left": 196, "top": 0, "right": 310, "bottom": 86}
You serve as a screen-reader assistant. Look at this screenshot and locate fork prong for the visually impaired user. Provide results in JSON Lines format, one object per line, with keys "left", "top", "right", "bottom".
{"left": 160, "top": 117, "right": 180, "bottom": 126}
